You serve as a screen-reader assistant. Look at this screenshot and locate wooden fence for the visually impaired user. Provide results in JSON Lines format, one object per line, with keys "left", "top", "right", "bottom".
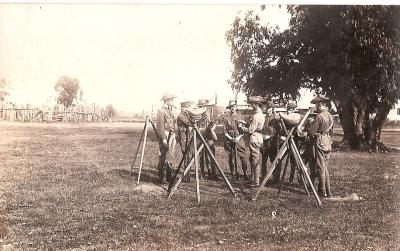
{"left": 0, "top": 102, "right": 103, "bottom": 123}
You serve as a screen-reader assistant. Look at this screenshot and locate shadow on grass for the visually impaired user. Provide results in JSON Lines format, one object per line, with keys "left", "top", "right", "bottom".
{"left": 166, "top": 174, "right": 310, "bottom": 202}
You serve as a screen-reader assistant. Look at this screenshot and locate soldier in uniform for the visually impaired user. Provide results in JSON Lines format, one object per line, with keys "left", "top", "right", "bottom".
{"left": 156, "top": 92, "right": 178, "bottom": 185}
{"left": 307, "top": 95, "right": 334, "bottom": 198}
{"left": 262, "top": 100, "right": 283, "bottom": 184}
{"left": 239, "top": 96, "right": 266, "bottom": 186}
{"left": 223, "top": 100, "right": 249, "bottom": 180}
{"left": 197, "top": 98, "right": 219, "bottom": 180}
{"left": 177, "top": 100, "right": 195, "bottom": 182}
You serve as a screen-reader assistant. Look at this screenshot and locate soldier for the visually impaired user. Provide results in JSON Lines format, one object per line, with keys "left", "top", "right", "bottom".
{"left": 301, "top": 112, "right": 318, "bottom": 180}
{"left": 156, "top": 92, "right": 178, "bottom": 185}
{"left": 223, "top": 100, "right": 249, "bottom": 181}
{"left": 239, "top": 96, "right": 266, "bottom": 186}
{"left": 177, "top": 100, "right": 195, "bottom": 182}
{"left": 307, "top": 95, "right": 334, "bottom": 198}
{"left": 197, "top": 98, "right": 219, "bottom": 180}
{"left": 262, "top": 100, "right": 283, "bottom": 184}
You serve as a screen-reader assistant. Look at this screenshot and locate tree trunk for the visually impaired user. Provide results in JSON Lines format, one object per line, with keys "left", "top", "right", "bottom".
{"left": 369, "top": 102, "right": 391, "bottom": 152}
{"left": 352, "top": 93, "right": 368, "bottom": 149}
{"left": 336, "top": 92, "right": 374, "bottom": 150}
{"left": 336, "top": 95, "right": 357, "bottom": 149}
{"left": 336, "top": 91, "right": 393, "bottom": 152}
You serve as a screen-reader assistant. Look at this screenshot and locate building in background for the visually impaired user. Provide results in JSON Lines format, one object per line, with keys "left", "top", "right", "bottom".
{"left": 387, "top": 101, "right": 400, "bottom": 122}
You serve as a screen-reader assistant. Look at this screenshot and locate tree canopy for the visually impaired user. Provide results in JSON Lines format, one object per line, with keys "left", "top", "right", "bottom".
{"left": 0, "top": 79, "right": 9, "bottom": 102}
{"left": 226, "top": 5, "right": 400, "bottom": 150}
{"left": 54, "top": 76, "right": 82, "bottom": 108}
{"left": 105, "top": 104, "right": 117, "bottom": 118}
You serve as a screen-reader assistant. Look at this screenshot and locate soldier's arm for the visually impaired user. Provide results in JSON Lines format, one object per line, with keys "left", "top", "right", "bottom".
{"left": 307, "top": 114, "right": 322, "bottom": 136}
{"left": 328, "top": 113, "right": 334, "bottom": 136}
{"left": 244, "top": 115, "right": 257, "bottom": 134}
{"left": 223, "top": 119, "right": 234, "bottom": 141}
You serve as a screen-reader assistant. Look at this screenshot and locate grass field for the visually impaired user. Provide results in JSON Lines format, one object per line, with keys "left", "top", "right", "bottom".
{"left": 0, "top": 122, "right": 399, "bottom": 250}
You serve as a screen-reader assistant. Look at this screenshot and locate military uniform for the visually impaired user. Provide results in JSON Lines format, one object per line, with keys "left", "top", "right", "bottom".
{"left": 242, "top": 96, "right": 266, "bottom": 185}
{"left": 307, "top": 95, "right": 334, "bottom": 197}
{"left": 262, "top": 110, "right": 283, "bottom": 183}
{"left": 223, "top": 100, "right": 248, "bottom": 180}
{"left": 156, "top": 93, "right": 178, "bottom": 184}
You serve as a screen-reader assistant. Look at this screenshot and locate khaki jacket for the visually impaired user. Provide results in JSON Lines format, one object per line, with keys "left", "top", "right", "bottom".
{"left": 248, "top": 107, "right": 265, "bottom": 144}
{"left": 156, "top": 104, "right": 177, "bottom": 140}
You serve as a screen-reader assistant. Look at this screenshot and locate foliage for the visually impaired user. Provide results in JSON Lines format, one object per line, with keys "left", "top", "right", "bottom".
{"left": 226, "top": 5, "right": 400, "bottom": 149}
{"left": 288, "top": 6, "right": 400, "bottom": 105}
{"left": 225, "top": 10, "right": 304, "bottom": 102}
{"left": 105, "top": 104, "right": 117, "bottom": 118}
{"left": 54, "top": 76, "right": 82, "bottom": 107}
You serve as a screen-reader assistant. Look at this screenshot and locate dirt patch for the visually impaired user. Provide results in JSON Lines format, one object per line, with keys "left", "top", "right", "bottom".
{"left": 133, "top": 183, "right": 166, "bottom": 195}
{"left": 325, "top": 193, "right": 364, "bottom": 202}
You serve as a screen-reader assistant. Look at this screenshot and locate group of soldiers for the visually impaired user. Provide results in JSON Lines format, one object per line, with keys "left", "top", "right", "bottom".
{"left": 155, "top": 92, "right": 334, "bottom": 198}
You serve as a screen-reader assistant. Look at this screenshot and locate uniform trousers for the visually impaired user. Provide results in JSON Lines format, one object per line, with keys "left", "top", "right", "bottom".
{"left": 249, "top": 141, "right": 263, "bottom": 185}
{"left": 200, "top": 139, "right": 217, "bottom": 179}
{"left": 227, "top": 138, "right": 248, "bottom": 179}
{"left": 313, "top": 145, "right": 331, "bottom": 196}
{"left": 158, "top": 132, "right": 176, "bottom": 183}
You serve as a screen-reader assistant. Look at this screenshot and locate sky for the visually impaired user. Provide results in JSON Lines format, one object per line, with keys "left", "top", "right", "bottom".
{"left": 0, "top": 4, "right": 298, "bottom": 112}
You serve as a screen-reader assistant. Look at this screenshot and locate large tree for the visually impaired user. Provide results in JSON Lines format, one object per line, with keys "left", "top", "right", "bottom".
{"left": 104, "top": 104, "right": 117, "bottom": 121}
{"left": 54, "top": 76, "right": 82, "bottom": 107}
{"left": 226, "top": 5, "right": 400, "bottom": 150}
{"left": 0, "top": 78, "right": 9, "bottom": 101}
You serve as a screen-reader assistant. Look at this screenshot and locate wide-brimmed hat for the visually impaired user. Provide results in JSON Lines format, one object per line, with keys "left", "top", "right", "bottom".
{"left": 160, "top": 92, "right": 177, "bottom": 101}
{"left": 287, "top": 101, "right": 298, "bottom": 109}
{"left": 311, "top": 94, "right": 330, "bottom": 104}
{"left": 247, "top": 96, "right": 266, "bottom": 104}
{"left": 180, "top": 100, "right": 194, "bottom": 108}
{"left": 197, "top": 98, "right": 210, "bottom": 107}
{"left": 226, "top": 99, "right": 237, "bottom": 109}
